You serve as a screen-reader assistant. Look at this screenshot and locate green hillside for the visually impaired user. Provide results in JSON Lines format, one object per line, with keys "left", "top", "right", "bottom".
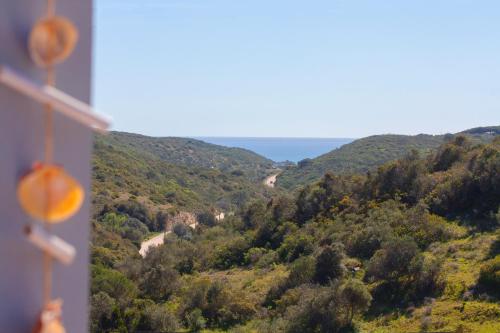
{"left": 91, "top": 132, "right": 277, "bottom": 266}
{"left": 100, "top": 132, "right": 275, "bottom": 181}
{"left": 277, "top": 134, "right": 444, "bottom": 189}
{"left": 93, "top": 137, "right": 271, "bottom": 212}
{"left": 90, "top": 135, "right": 500, "bottom": 333}
{"left": 277, "top": 127, "right": 500, "bottom": 190}
{"left": 460, "top": 125, "right": 500, "bottom": 136}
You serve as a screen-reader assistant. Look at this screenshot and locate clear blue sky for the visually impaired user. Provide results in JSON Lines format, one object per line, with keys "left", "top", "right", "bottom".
{"left": 94, "top": 0, "right": 500, "bottom": 138}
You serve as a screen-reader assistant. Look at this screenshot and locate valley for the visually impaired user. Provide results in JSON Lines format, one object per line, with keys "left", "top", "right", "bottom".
{"left": 90, "top": 127, "right": 499, "bottom": 333}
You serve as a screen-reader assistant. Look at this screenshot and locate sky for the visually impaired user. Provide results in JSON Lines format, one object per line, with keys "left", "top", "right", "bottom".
{"left": 94, "top": 0, "right": 500, "bottom": 138}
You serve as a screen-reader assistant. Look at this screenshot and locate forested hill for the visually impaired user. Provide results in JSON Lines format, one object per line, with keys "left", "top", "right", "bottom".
{"left": 460, "top": 125, "right": 500, "bottom": 136}
{"left": 92, "top": 133, "right": 275, "bottom": 216}
{"left": 277, "top": 134, "right": 444, "bottom": 189}
{"left": 99, "top": 132, "right": 276, "bottom": 181}
{"left": 91, "top": 131, "right": 277, "bottom": 267}
{"left": 90, "top": 134, "right": 500, "bottom": 333}
{"left": 277, "top": 127, "right": 500, "bottom": 190}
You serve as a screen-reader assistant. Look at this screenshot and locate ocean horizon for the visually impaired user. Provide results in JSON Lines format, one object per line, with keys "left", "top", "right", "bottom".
{"left": 195, "top": 137, "right": 355, "bottom": 163}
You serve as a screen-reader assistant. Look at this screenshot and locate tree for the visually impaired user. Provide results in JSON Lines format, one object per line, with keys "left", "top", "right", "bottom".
{"left": 265, "top": 256, "right": 316, "bottom": 307}
{"left": 478, "top": 255, "right": 500, "bottom": 297}
{"left": 314, "top": 244, "right": 345, "bottom": 285}
{"left": 197, "top": 210, "right": 217, "bottom": 227}
{"left": 242, "top": 201, "right": 267, "bottom": 229}
{"left": 90, "top": 291, "right": 118, "bottom": 333}
{"left": 212, "top": 237, "right": 251, "bottom": 269}
{"left": 173, "top": 222, "right": 192, "bottom": 240}
{"left": 338, "top": 279, "right": 372, "bottom": 326}
{"left": 284, "top": 286, "right": 343, "bottom": 333}
{"left": 288, "top": 256, "right": 316, "bottom": 287}
{"left": 141, "top": 304, "right": 179, "bottom": 333}
{"left": 91, "top": 265, "right": 138, "bottom": 309}
{"left": 185, "top": 308, "right": 207, "bottom": 332}
{"left": 366, "top": 238, "right": 421, "bottom": 282}
{"left": 278, "top": 233, "right": 315, "bottom": 262}
{"left": 140, "top": 264, "right": 180, "bottom": 302}
{"left": 270, "top": 195, "right": 297, "bottom": 222}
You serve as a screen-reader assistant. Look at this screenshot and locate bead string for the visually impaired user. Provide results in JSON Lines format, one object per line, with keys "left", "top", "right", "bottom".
{"left": 43, "top": 0, "right": 56, "bottom": 306}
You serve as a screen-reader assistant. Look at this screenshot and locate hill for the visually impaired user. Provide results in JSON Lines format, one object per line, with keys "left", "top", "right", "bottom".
{"left": 91, "top": 133, "right": 276, "bottom": 253}
{"left": 277, "top": 134, "right": 444, "bottom": 189}
{"left": 90, "top": 135, "right": 500, "bottom": 333}
{"left": 100, "top": 132, "right": 275, "bottom": 181}
{"left": 277, "top": 126, "right": 499, "bottom": 190}
{"left": 460, "top": 125, "right": 500, "bottom": 136}
{"left": 92, "top": 135, "right": 272, "bottom": 211}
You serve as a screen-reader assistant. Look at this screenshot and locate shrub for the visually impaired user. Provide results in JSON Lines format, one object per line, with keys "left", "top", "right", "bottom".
{"left": 366, "top": 238, "right": 420, "bottom": 282}
{"left": 264, "top": 256, "right": 315, "bottom": 306}
{"left": 90, "top": 291, "right": 119, "bottom": 333}
{"left": 478, "top": 255, "right": 500, "bottom": 296}
{"left": 91, "top": 265, "right": 138, "bottom": 308}
{"left": 244, "top": 247, "right": 268, "bottom": 266}
{"left": 278, "top": 233, "right": 315, "bottom": 262}
{"left": 338, "top": 279, "right": 372, "bottom": 326}
{"left": 185, "top": 308, "right": 207, "bottom": 332}
{"left": 197, "top": 211, "right": 217, "bottom": 227}
{"left": 313, "top": 244, "right": 345, "bottom": 285}
{"left": 284, "top": 286, "right": 343, "bottom": 333}
{"left": 140, "top": 265, "right": 180, "bottom": 302}
{"left": 173, "top": 222, "right": 192, "bottom": 240}
{"left": 212, "top": 237, "right": 251, "bottom": 269}
{"left": 141, "top": 304, "right": 179, "bottom": 333}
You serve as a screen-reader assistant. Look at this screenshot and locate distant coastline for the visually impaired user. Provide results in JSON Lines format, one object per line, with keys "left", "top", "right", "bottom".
{"left": 195, "top": 137, "right": 354, "bottom": 163}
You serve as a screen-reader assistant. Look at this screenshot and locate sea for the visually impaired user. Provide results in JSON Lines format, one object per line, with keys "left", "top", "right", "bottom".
{"left": 196, "top": 137, "right": 354, "bottom": 163}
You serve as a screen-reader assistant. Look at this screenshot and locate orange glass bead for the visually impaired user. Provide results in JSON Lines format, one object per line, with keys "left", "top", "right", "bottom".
{"left": 29, "top": 16, "right": 79, "bottom": 68}
{"left": 17, "top": 164, "right": 84, "bottom": 223}
{"left": 33, "top": 299, "right": 66, "bottom": 333}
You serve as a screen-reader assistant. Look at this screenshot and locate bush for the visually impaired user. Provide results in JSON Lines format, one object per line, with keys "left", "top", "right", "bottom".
{"left": 181, "top": 279, "right": 255, "bottom": 329}
{"left": 173, "top": 222, "right": 192, "bottom": 240}
{"left": 140, "top": 265, "right": 180, "bottom": 302}
{"left": 197, "top": 211, "right": 217, "bottom": 227}
{"left": 185, "top": 308, "right": 207, "bottom": 332}
{"left": 284, "top": 286, "right": 344, "bottom": 333}
{"left": 478, "top": 255, "right": 500, "bottom": 296}
{"left": 141, "top": 304, "right": 179, "bottom": 333}
{"left": 255, "top": 250, "right": 279, "bottom": 268}
{"left": 338, "top": 279, "right": 372, "bottom": 326}
{"left": 212, "top": 237, "right": 251, "bottom": 269}
{"left": 366, "top": 237, "right": 421, "bottom": 282}
{"left": 278, "top": 233, "right": 315, "bottom": 262}
{"left": 265, "top": 256, "right": 315, "bottom": 306}
{"left": 345, "top": 223, "right": 392, "bottom": 260}
{"left": 91, "top": 265, "right": 138, "bottom": 308}
{"left": 90, "top": 291, "right": 119, "bottom": 333}
{"left": 244, "top": 247, "right": 268, "bottom": 266}
{"left": 314, "top": 244, "right": 345, "bottom": 285}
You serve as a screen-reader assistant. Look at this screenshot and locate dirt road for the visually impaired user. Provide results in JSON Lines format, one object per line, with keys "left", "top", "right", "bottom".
{"left": 264, "top": 172, "right": 280, "bottom": 188}
{"left": 139, "top": 223, "right": 196, "bottom": 257}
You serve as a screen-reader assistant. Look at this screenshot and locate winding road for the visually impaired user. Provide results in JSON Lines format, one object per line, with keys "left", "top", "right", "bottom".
{"left": 264, "top": 172, "right": 281, "bottom": 188}
{"left": 139, "top": 223, "right": 196, "bottom": 257}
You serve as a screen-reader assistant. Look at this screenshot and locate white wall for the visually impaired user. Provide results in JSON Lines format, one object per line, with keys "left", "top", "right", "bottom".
{"left": 0, "top": 1, "right": 93, "bottom": 332}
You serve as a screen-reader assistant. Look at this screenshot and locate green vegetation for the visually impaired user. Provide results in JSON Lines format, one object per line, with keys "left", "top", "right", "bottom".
{"left": 277, "top": 134, "right": 445, "bottom": 189}
{"left": 92, "top": 132, "right": 276, "bottom": 247}
{"left": 90, "top": 131, "right": 499, "bottom": 332}
{"left": 99, "top": 132, "right": 275, "bottom": 181}
{"left": 277, "top": 127, "right": 500, "bottom": 190}
{"left": 93, "top": 132, "right": 275, "bottom": 211}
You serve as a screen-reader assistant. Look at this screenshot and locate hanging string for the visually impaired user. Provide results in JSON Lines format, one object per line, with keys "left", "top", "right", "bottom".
{"left": 43, "top": 0, "right": 57, "bottom": 306}
{"left": 47, "top": 0, "right": 56, "bottom": 18}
